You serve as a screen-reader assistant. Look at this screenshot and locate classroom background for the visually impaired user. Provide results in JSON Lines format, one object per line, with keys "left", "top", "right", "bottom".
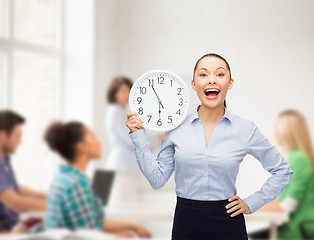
{"left": 0, "top": 0, "right": 313, "bottom": 239}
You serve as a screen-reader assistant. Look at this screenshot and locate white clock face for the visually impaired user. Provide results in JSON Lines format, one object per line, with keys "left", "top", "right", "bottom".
{"left": 129, "top": 70, "right": 190, "bottom": 131}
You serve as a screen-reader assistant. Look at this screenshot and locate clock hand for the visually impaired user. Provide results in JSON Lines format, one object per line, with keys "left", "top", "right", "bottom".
{"left": 159, "top": 100, "right": 164, "bottom": 109}
{"left": 151, "top": 84, "right": 165, "bottom": 109}
{"left": 159, "top": 101, "right": 161, "bottom": 119}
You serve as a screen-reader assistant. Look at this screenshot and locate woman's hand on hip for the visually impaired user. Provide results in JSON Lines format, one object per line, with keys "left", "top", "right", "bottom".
{"left": 225, "top": 195, "right": 251, "bottom": 217}
{"left": 126, "top": 111, "right": 144, "bottom": 133}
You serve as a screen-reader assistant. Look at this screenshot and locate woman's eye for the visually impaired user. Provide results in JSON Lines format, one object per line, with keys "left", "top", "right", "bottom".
{"left": 217, "top": 73, "right": 224, "bottom": 77}
{"left": 200, "top": 73, "right": 207, "bottom": 77}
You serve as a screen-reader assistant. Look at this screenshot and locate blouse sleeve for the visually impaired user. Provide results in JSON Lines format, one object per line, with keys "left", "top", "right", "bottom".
{"left": 243, "top": 121, "right": 293, "bottom": 214}
{"left": 129, "top": 128, "right": 175, "bottom": 190}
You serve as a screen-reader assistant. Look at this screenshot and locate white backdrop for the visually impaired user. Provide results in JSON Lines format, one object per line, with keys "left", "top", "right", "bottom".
{"left": 93, "top": 0, "right": 314, "bottom": 199}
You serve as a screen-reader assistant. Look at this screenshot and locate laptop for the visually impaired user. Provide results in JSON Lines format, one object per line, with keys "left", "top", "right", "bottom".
{"left": 92, "top": 170, "right": 115, "bottom": 206}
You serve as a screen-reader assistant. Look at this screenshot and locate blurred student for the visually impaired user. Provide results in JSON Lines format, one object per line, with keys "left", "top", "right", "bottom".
{"left": 250, "top": 110, "right": 314, "bottom": 239}
{"left": 0, "top": 110, "right": 47, "bottom": 232}
{"left": 105, "top": 76, "right": 161, "bottom": 204}
{"left": 44, "top": 121, "right": 151, "bottom": 238}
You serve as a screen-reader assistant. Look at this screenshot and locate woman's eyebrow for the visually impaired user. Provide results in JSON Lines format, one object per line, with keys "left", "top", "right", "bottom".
{"left": 198, "top": 68, "right": 208, "bottom": 71}
{"left": 216, "top": 67, "right": 227, "bottom": 71}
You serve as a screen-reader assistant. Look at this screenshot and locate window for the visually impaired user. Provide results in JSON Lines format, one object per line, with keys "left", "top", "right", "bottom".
{"left": 0, "top": 0, "right": 61, "bottom": 190}
{"left": 0, "top": 0, "right": 4, "bottom": 37}
{"left": 13, "top": 0, "right": 57, "bottom": 47}
{"left": 0, "top": 53, "right": 5, "bottom": 108}
{"left": 11, "top": 51, "right": 59, "bottom": 189}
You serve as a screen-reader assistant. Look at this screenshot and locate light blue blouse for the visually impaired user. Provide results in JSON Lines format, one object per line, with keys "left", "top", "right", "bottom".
{"left": 129, "top": 105, "right": 293, "bottom": 214}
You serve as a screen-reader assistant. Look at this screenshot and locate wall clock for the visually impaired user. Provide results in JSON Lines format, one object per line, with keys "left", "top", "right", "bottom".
{"left": 129, "top": 70, "right": 190, "bottom": 131}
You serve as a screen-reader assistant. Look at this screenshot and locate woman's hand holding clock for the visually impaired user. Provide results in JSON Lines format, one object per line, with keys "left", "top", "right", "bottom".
{"left": 128, "top": 70, "right": 189, "bottom": 131}
{"left": 126, "top": 112, "right": 144, "bottom": 133}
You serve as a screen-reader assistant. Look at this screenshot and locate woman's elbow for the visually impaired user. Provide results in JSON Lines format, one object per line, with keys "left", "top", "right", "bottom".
{"left": 288, "top": 168, "right": 294, "bottom": 179}
{"left": 284, "top": 168, "right": 293, "bottom": 184}
{"left": 150, "top": 179, "right": 166, "bottom": 190}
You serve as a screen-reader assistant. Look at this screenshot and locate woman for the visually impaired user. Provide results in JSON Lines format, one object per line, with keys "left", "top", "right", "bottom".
{"left": 44, "top": 121, "right": 151, "bottom": 238}
{"left": 125, "top": 53, "right": 293, "bottom": 239}
{"left": 250, "top": 110, "right": 314, "bottom": 239}
{"left": 105, "top": 76, "right": 141, "bottom": 176}
{"left": 105, "top": 76, "right": 161, "bottom": 204}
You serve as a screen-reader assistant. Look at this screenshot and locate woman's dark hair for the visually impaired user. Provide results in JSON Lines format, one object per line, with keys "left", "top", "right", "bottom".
{"left": 106, "top": 76, "right": 133, "bottom": 103}
{"left": 0, "top": 110, "right": 25, "bottom": 135}
{"left": 193, "top": 53, "right": 232, "bottom": 108}
{"left": 44, "top": 121, "right": 85, "bottom": 162}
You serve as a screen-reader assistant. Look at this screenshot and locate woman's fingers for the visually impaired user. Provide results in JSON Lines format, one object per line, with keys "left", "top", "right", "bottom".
{"left": 127, "top": 113, "right": 144, "bottom": 124}
{"left": 129, "top": 116, "right": 144, "bottom": 123}
{"left": 230, "top": 208, "right": 243, "bottom": 217}
{"left": 125, "top": 112, "right": 144, "bottom": 132}
{"left": 225, "top": 200, "right": 239, "bottom": 209}
{"left": 225, "top": 195, "right": 251, "bottom": 217}
{"left": 228, "top": 195, "right": 239, "bottom": 202}
{"left": 127, "top": 111, "right": 138, "bottom": 119}
{"left": 127, "top": 111, "right": 143, "bottom": 121}
{"left": 227, "top": 204, "right": 241, "bottom": 214}
{"left": 127, "top": 117, "right": 143, "bottom": 125}
{"left": 127, "top": 118, "right": 144, "bottom": 128}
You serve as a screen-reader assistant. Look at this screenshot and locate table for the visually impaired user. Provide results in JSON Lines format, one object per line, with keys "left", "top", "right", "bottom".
{"left": 19, "top": 203, "right": 289, "bottom": 240}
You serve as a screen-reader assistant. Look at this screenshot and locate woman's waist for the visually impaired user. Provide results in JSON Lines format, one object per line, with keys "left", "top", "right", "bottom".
{"left": 177, "top": 195, "right": 229, "bottom": 205}
{"left": 176, "top": 195, "right": 232, "bottom": 214}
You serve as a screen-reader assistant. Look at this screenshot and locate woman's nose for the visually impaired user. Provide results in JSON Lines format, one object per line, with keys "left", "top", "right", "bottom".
{"left": 208, "top": 76, "right": 216, "bottom": 84}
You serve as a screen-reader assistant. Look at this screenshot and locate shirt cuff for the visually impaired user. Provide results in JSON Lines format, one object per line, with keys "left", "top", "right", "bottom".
{"left": 129, "top": 128, "right": 148, "bottom": 147}
{"left": 243, "top": 194, "right": 265, "bottom": 214}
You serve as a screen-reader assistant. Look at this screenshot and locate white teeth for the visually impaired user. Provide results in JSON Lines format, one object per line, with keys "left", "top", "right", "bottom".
{"left": 205, "top": 89, "right": 220, "bottom": 93}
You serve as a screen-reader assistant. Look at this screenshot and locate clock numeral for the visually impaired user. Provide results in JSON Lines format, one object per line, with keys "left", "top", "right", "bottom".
{"left": 137, "top": 97, "right": 142, "bottom": 105}
{"left": 138, "top": 107, "right": 143, "bottom": 115}
{"left": 177, "top": 87, "right": 182, "bottom": 95}
{"left": 178, "top": 98, "right": 183, "bottom": 106}
{"left": 157, "top": 76, "right": 164, "bottom": 84}
{"left": 148, "top": 79, "right": 154, "bottom": 87}
{"left": 176, "top": 109, "right": 181, "bottom": 115}
{"left": 168, "top": 116, "right": 173, "bottom": 124}
{"left": 147, "top": 115, "right": 152, "bottom": 123}
{"left": 139, "top": 87, "right": 147, "bottom": 94}
{"left": 157, "top": 119, "right": 162, "bottom": 126}
{"left": 170, "top": 79, "right": 173, "bottom": 87}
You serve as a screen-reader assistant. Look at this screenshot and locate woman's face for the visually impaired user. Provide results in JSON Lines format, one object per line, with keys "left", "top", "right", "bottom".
{"left": 115, "top": 84, "right": 131, "bottom": 108}
{"left": 191, "top": 57, "right": 234, "bottom": 109}
{"left": 78, "top": 127, "right": 102, "bottom": 159}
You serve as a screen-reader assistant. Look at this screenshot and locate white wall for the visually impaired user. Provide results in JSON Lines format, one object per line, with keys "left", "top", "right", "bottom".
{"left": 63, "top": 0, "right": 94, "bottom": 126}
{"left": 94, "top": 0, "right": 314, "bottom": 198}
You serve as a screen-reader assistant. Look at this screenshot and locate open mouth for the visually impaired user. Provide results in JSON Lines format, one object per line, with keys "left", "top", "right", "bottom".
{"left": 204, "top": 88, "right": 220, "bottom": 99}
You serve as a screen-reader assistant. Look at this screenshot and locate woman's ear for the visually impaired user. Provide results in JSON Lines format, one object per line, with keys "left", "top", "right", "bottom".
{"left": 76, "top": 142, "right": 86, "bottom": 155}
{"left": 191, "top": 79, "right": 196, "bottom": 91}
{"left": 228, "top": 78, "right": 234, "bottom": 90}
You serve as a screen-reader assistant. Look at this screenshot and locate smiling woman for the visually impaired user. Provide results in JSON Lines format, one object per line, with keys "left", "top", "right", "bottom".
{"left": 193, "top": 53, "right": 232, "bottom": 108}
{"left": 125, "top": 53, "right": 293, "bottom": 240}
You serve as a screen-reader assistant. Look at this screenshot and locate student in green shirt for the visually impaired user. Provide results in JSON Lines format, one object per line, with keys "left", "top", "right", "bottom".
{"left": 249, "top": 110, "right": 314, "bottom": 239}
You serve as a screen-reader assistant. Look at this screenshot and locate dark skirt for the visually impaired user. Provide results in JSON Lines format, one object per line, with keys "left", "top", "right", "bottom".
{"left": 171, "top": 196, "right": 248, "bottom": 240}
